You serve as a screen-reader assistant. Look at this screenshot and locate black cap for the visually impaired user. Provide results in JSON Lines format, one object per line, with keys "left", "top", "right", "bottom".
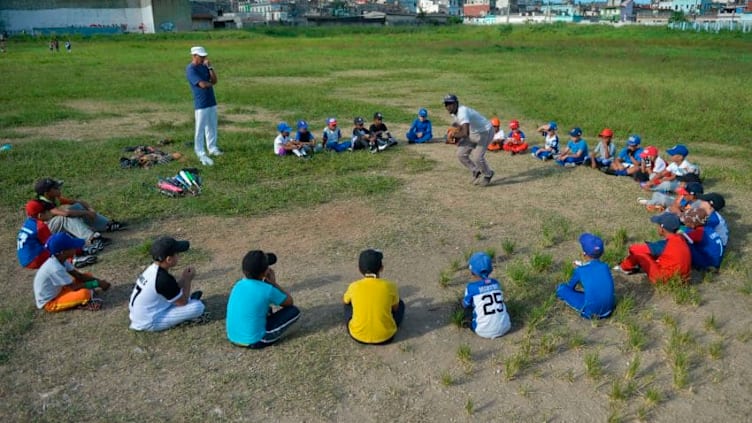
{"left": 354, "top": 116, "right": 364, "bottom": 125}
{"left": 34, "top": 178, "right": 63, "bottom": 195}
{"left": 697, "top": 193, "right": 725, "bottom": 211}
{"left": 242, "top": 250, "right": 277, "bottom": 279}
{"left": 373, "top": 112, "right": 383, "bottom": 120}
{"left": 677, "top": 173, "right": 701, "bottom": 184}
{"left": 359, "top": 249, "right": 383, "bottom": 274}
{"left": 150, "top": 237, "right": 190, "bottom": 261}
{"left": 443, "top": 94, "right": 458, "bottom": 104}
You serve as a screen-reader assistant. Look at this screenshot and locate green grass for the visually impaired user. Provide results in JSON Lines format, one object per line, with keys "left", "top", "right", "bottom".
{"left": 584, "top": 351, "right": 604, "bottom": 380}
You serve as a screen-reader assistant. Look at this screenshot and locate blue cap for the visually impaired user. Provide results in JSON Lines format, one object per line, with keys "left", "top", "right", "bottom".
{"left": 666, "top": 144, "right": 689, "bottom": 157}
{"left": 548, "top": 121, "right": 557, "bottom": 131}
{"left": 468, "top": 252, "right": 493, "bottom": 279}
{"left": 297, "top": 120, "right": 308, "bottom": 130}
{"left": 277, "top": 122, "right": 292, "bottom": 133}
{"left": 569, "top": 127, "right": 582, "bottom": 137}
{"left": 46, "top": 232, "right": 85, "bottom": 255}
{"left": 627, "top": 135, "right": 641, "bottom": 146}
{"left": 418, "top": 108, "right": 428, "bottom": 118}
{"left": 578, "top": 233, "right": 604, "bottom": 258}
{"left": 650, "top": 212, "right": 681, "bottom": 233}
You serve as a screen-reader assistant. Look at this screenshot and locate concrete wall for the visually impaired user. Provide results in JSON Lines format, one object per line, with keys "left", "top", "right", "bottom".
{"left": 0, "top": 0, "right": 190, "bottom": 33}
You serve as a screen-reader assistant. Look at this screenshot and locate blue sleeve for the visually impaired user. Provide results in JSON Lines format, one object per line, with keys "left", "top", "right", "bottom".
{"left": 519, "top": 130, "right": 526, "bottom": 139}
{"left": 424, "top": 121, "right": 433, "bottom": 140}
{"left": 322, "top": 129, "right": 328, "bottom": 142}
{"left": 566, "top": 267, "right": 581, "bottom": 288}
{"left": 462, "top": 284, "right": 475, "bottom": 308}
{"left": 186, "top": 65, "right": 203, "bottom": 87}
{"left": 408, "top": 119, "right": 419, "bottom": 133}
{"left": 269, "top": 285, "right": 288, "bottom": 307}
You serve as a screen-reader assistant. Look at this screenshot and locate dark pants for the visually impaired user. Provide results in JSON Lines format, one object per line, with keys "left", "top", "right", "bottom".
{"left": 248, "top": 306, "right": 301, "bottom": 349}
{"left": 344, "top": 300, "right": 405, "bottom": 345}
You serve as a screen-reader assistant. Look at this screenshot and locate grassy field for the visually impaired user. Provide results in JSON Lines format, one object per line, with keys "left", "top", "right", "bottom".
{"left": 1, "top": 24, "right": 751, "bottom": 421}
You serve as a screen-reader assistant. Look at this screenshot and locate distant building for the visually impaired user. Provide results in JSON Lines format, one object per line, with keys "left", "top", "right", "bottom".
{"left": 465, "top": 0, "right": 496, "bottom": 17}
{"left": 0, "top": 0, "right": 192, "bottom": 34}
{"left": 655, "top": 0, "right": 712, "bottom": 14}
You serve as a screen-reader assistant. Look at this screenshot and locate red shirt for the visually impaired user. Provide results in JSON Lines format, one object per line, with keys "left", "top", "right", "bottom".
{"left": 656, "top": 233, "right": 691, "bottom": 282}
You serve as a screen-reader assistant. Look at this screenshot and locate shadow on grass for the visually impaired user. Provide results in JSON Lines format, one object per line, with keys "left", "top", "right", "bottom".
{"left": 293, "top": 273, "right": 343, "bottom": 291}
{"left": 489, "top": 165, "right": 562, "bottom": 187}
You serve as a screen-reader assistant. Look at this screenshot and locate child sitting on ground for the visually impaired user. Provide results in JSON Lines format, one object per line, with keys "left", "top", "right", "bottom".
{"left": 294, "top": 120, "right": 321, "bottom": 153}
{"left": 34, "top": 232, "right": 111, "bottom": 312}
{"left": 343, "top": 249, "right": 405, "bottom": 345}
{"left": 680, "top": 207, "right": 724, "bottom": 271}
{"left": 556, "top": 233, "right": 615, "bottom": 319}
{"left": 640, "top": 178, "right": 702, "bottom": 213}
{"left": 322, "top": 118, "right": 351, "bottom": 152}
{"left": 461, "top": 252, "right": 511, "bottom": 339}
{"left": 487, "top": 117, "right": 505, "bottom": 151}
{"left": 586, "top": 128, "right": 616, "bottom": 170}
{"left": 405, "top": 108, "right": 433, "bottom": 144}
{"left": 556, "top": 127, "right": 589, "bottom": 167}
{"left": 18, "top": 200, "right": 96, "bottom": 269}
{"left": 226, "top": 250, "right": 301, "bottom": 349}
{"left": 642, "top": 144, "right": 699, "bottom": 193}
{"left": 607, "top": 135, "right": 643, "bottom": 176}
{"left": 633, "top": 146, "right": 667, "bottom": 186}
{"left": 351, "top": 116, "right": 372, "bottom": 150}
{"left": 531, "top": 121, "right": 559, "bottom": 161}
{"left": 369, "top": 112, "right": 398, "bottom": 153}
{"left": 696, "top": 193, "right": 728, "bottom": 253}
{"left": 502, "top": 119, "right": 528, "bottom": 155}
{"left": 274, "top": 122, "right": 308, "bottom": 158}
{"left": 614, "top": 212, "right": 691, "bottom": 284}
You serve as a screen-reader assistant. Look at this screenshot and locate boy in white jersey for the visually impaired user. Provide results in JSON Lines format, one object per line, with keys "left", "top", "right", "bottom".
{"left": 462, "top": 252, "right": 511, "bottom": 339}
{"left": 128, "top": 236, "right": 206, "bottom": 331}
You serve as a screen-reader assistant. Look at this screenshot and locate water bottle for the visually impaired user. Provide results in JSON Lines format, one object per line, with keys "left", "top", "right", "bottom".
{"left": 0, "top": 143, "right": 11, "bottom": 152}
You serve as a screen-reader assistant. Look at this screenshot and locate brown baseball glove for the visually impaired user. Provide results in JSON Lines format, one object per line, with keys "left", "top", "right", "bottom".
{"left": 446, "top": 127, "right": 459, "bottom": 144}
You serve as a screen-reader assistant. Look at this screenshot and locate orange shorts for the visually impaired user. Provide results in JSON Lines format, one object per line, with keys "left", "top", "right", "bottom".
{"left": 44, "top": 285, "right": 93, "bottom": 312}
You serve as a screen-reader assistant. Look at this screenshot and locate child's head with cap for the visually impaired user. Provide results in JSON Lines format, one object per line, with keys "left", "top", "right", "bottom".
{"left": 242, "top": 250, "right": 278, "bottom": 280}
{"left": 468, "top": 252, "right": 493, "bottom": 279}
{"left": 681, "top": 207, "right": 708, "bottom": 229}
{"left": 578, "top": 233, "right": 604, "bottom": 259}
{"left": 359, "top": 249, "right": 383, "bottom": 276}
{"left": 650, "top": 212, "right": 681, "bottom": 234}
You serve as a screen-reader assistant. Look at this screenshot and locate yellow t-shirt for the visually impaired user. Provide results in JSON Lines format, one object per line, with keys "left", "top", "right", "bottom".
{"left": 343, "top": 276, "right": 399, "bottom": 344}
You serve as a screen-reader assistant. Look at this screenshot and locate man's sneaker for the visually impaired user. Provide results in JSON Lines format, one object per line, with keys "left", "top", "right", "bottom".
{"left": 471, "top": 171, "right": 482, "bottom": 184}
{"left": 199, "top": 155, "right": 214, "bottom": 166}
{"left": 478, "top": 171, "right": 495, "bottom": 187}
{"left": 190, "top": 290, "right": 203, "bottom": 300}
{"left": 613, "top": 265, "right": 637, "bottom": 275}
{"left": 73, "top": 255, "right": 98, "bottom": 268}
{"left": 209, "top": 149, "right": 224, "bottom": 156}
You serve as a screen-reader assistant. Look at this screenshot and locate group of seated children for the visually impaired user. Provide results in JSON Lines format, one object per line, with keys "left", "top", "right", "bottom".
{"left": 488, "top": 119, "right": 528, "bottom": 154}
{"left": 275, "top": 111, "right": 406, "bottom": 156}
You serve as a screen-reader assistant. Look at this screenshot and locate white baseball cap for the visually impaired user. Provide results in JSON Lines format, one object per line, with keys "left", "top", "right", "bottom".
{"left": 190, "top": 46, "right": 208, "bottom": 57}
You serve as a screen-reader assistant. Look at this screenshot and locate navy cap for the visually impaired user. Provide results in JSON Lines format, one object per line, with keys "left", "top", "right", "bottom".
{"left": 151, "top": 237, "right": 190, "bottom": 261}
{"left": 569, "top": 127, "right": 582, "bottom": 137}
{"left": 696, "top": 193, "right": 725, "bottom": 211}
{"left": 242, "top": 250, "right": 278, "bottom": 279}
{"left": 650, "top": 212, "right": 681, "bottom": 233}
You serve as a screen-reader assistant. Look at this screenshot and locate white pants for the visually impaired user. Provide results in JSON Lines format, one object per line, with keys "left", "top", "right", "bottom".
{"left": 146, "top": 300, "right": 205, "bottom": 332}
{"left": 194, "top": 106, "right": 218, "bottom": 157}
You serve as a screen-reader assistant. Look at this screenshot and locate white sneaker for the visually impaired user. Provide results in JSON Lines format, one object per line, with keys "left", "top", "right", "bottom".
{"left": 637, "top": 198, "right": 650, "bottom": 205}
{"left": 209, "top": 149, "right": 224, "bottom": 156}
{"left": 612, "top": 265, "right": 636, "bottom": 275}
{"left": 199, "top": 155, "right": 214, "bottom": 166}
{"left": 564, "top": 162, "right": 576, "bottom": 168}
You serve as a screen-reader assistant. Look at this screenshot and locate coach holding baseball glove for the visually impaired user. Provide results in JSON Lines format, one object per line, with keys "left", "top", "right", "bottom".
{"left": 443, "top": 94, "right": 495, "bottom": 187}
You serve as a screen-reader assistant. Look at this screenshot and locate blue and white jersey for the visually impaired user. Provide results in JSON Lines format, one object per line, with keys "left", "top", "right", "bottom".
{"left": 705, "top": 211, "right": 728, "bottom": 247}
{"left": 689, "top": 227, "right": 724, "bottom": 269}
{"left": 462, "top": 278, "right": 511, "bottom": 339}
{"left": 545, "top": 133, "right": 559, "bottom": 153}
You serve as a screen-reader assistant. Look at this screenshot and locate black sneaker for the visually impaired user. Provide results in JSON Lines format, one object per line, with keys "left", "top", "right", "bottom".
{"left": 105, "top": 221, "right": 127, "bottom": 232}
{"left": 478, "top": 171, "right": 495, "bottom": 187}
{"left": 190, "top": 290, "right": 203, "bottom": 300}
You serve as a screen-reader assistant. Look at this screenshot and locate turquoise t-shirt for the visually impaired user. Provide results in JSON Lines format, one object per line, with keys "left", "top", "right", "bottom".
{"left": 226, "top": 278, "right": 288, "bottom": 345}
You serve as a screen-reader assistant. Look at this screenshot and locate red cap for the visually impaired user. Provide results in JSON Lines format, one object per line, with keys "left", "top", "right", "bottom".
{"left": 640, "top": 146, "right": 658, "bottom": 158}
{"left": 599, "top": 128, "right": 614, "bottom": 137}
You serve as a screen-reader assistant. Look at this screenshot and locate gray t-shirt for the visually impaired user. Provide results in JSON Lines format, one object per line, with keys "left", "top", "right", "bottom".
{"left": 33, "top": 257, "right": 74, "bottom": 309}
{"left": 592, "top": 141, "right": 616, "bottom": 159}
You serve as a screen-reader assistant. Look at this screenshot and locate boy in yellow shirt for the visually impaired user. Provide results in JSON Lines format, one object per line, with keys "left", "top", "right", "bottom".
{"left": 343, "top": 249, "right": 405, "bottom": 344}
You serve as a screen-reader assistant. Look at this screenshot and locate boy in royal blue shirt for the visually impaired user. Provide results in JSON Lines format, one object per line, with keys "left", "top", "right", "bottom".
{"left": 462, "top": 252, "right": 511, "bottom": 339}
{"left": 556, "top": 233, "right": 615, "bottom": 319}
{"left": 406, "top": 108, "right": 433, "bottom": 144}
{"left": 556, "top": 127, "right": 589, "bottom": 167}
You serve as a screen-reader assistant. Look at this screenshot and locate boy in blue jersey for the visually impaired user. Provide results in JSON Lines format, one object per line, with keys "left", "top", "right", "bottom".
{"left": 226, "top": 250, "right": 300, "bottom": 349}
{"left": 556, "top": 233, "right": 615, "bottom": 319}
{"left": 680, "top": 208, "right": 724, "bottom": 270}
{"left": 322, "top": 118, "right": 351, "bottom": 152}
{"left": 531, "top": 121, "right": 559, "bottom": 160}
{"left": 606, "top": 135, "right": 643, "bottom": 176}
{"left": 462, "top": 252, "right": 511, "bottom": 339}
{"left": 406, "top": 108, "right": 433, "bottom": 144}
{"left": 556, "top": 127, "right": 588, "bottom": 167}
{"left": 294, "top": 120, "right": 321, "bottom": 153}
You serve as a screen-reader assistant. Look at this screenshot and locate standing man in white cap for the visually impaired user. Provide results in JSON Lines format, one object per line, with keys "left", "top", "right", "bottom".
{"left": 186, "top": 46, "right": 221, "bottom": 166}
{"left": 443, "top": 94, "right": 495, "bottom": 186}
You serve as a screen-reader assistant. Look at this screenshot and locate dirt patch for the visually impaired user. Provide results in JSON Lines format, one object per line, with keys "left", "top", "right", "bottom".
{"left": 1, "top": 143, "right": 751, "bottom": 422}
